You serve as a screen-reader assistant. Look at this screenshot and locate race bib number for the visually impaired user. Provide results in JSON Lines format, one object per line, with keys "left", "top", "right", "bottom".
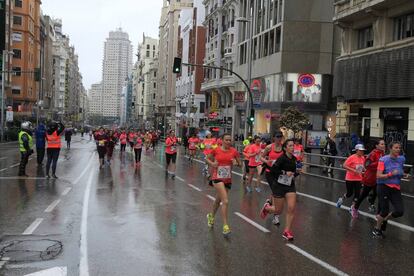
{"left": 206, "top": 144, "right": 211, "bottom": 149}
{"left": 217, "top": 166, "right": 231, "bottom": 179}
{"left": 98, "top": 140, "right": 105, "bottom": 146}
{"left": 190, "top": 143, "right": 195, "bottom": 148}
{"left": 356, "top": 165, "right": 364, "bottom": 173}
{"left": 277, "top": 174, "right": 293, "bottom": 186}
{"left": 170, "top": 146, "right": 176, "bottom": 152}
{"left": 255, "top": 154, "right": 261, "bottom": 163}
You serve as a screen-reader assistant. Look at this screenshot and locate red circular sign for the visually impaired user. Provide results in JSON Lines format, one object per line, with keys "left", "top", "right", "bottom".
{"left": 298, "top": 74, "right": 315, "bottom": 87}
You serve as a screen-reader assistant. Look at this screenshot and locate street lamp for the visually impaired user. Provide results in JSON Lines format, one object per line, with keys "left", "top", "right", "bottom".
{"left": 1, "top": 50, "right": 15, "bottom": 142}
{"left": 236, "top": 15, "right": 254, "bottom": 138}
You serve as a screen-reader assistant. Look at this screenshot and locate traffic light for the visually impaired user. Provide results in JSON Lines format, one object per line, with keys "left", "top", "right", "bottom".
{"left": 172, "top": 57, "right": 182, "bottom": 74}
{"left": 34, "top": 68, "right": 41, "bottom": 82}
{"left": 248, "top": 109, "right": 255, "bottom": 125}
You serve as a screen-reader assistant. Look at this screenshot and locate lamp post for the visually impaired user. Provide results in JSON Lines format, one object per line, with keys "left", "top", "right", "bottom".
{"left": 1, "top": 50, "right": 15, "bottom": 142}
{"left": 236, "top": 15, "right": 254, "bottom": 138}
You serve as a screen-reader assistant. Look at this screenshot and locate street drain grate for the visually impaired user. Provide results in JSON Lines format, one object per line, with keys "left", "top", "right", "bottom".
{"left": 0, "top": 239, "right": 63, "bottom": 262}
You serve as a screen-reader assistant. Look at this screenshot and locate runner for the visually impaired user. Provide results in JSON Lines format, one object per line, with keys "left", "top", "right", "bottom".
{"left": 133, "top": 131, "right": 143, "bottom": 166}
{"left": 128, "top": 130, "right": 135, "bottom": 152}
{"left": 242, "top": 137, "right": 252, "bottom": 183}
{"left": 165, "top": 130, "right": 178, "bottom": 178}
{"left": 259, "top": 139, "right": 301, "bottom": 241}
{"left": 95, "top": 127, "right": 108, "bottom": 169}
{"left": 336, "top": 144, "right": 366, "bottom": 218}
{"left": 201, "top": 131, "right": 216, "bottom": 178}
{"left": 144, "top": 131, "right": 152, "bottom": 151}
{"left": 293, "top": 138, "right": 304, "bottom": 168}
{"left": 260, "top": 131, "right": 285, "bottom": 225}
{"left": 119, "top": 130, "right": 127, "bottom": 153}
{"left": 354, "top": 139, "right": 385, "bottom": 215}
{"left": 246, "top": 136, "right": 264, "bottom": 193}
{"left": 188, "top": 133, "right": 199, "bottom": 162}
{"left": 206, "top": 133, "right": 241, "bottom": 236}
{"left": 373, "top": 141, "right": 409, "bottom": 237}
{"left": 106, "top": 130, "right": 117, "bottom": 165}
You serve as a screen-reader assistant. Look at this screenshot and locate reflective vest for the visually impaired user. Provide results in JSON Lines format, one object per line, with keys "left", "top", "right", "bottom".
{"left": 18, "top": 131, "right": 33, "bottom": 152}
{"left": 46, "top": 131, "right": 61, "bottom": 149}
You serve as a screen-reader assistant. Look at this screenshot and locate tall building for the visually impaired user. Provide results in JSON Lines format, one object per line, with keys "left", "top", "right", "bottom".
{"left": 88, "top": 82, "right": 102, "bottom": 119}
{"left": 133, "top": 34, "right": 158, "bottom": 128}
{"left": 157, "top": 0, "right": 193, "bottom": 133}
{"left": 101, "top": 28, "right": 133, "bottom": 123}
{"left": 175, "top": 0, "right": 206, "bottom": 135}
{"left": 333, "top": 0, "right": 414, "bottom": 162}
{"left": 8, "top": 0, "right": 41, "bottom": 117}
{"left": 201, "top": 0, "right": 238, "bottom": 135}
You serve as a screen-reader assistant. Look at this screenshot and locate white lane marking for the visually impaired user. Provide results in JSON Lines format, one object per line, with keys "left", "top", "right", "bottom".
{"left": 44, "top": 199, "right": 61, "bottom": 213}
{"left": 28, "top": 157, "right": 33, "bottom": 160}
{"left": 9, "top": 163, "right": 20, "bottom": 168}
{"left": 206, "top": 195, "right": 216, "bottom": 201}
{"left": 0, "top": 257, "right": 10, "bottom": 270}
{"left": 187, "top": 184, "right": 202, "bottom": 192}
{"left": 61, "top": 187, "right": 72, "bottom": 196}
{"left": 22, "top": 218, "right": 44, "bottom": 235}
{"left": 79, "top": 167, "right": 95, "bottom": 276}
{"left": 0, "top": 168, "right": 8, "bottom": 172}
{"left": 0, "top": 157, "right": 7, "bottom": 160}
{"left": 402, "top": 193, "right": 414, "bottom": 199}
{"left": 286, "top": 244, "right": 349, "bottom": 276}
{"left": 234, "top": 212, "right": 271, "bottom": 233}
{"left": 157, "top": 164, "right": 163, "bottom": 169}
{"left": 0, "top": 176, "right": 47, "bottom": 180}
{"left": 178, "top": 157, "right": 414, "bottom": 232}
{"left": 297, "top": 192, "right": 414, "bottom": 233}
{"left": 24, "top": 266, "right": 67, "bottom": 276}
{"left": 73, "top": 152, "right": 95, "bottom": 185}
{"left": 175, "top": 176, "right": 185, "bottom": 182}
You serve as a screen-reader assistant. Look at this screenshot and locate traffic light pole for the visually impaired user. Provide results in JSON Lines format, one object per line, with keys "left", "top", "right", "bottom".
{"left": 181, "top": 62, "right": 254, "bottom": 135}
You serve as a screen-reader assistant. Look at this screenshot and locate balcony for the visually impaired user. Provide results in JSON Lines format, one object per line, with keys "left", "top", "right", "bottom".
{"left": 224, "top": 47, "right": 234, "bottom": 58}
{"left": 334, "top": 0, "right": 389, "bottom": 22}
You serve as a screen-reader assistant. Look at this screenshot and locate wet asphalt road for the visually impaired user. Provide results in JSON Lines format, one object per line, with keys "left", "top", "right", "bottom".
{"left": 1, "top": 136, "right": 414, "bottom": 276}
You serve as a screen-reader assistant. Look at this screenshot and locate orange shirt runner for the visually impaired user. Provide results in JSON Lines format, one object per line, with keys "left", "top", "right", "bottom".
{"left": 211, "top": 147, "right": 240, "bottom": 184}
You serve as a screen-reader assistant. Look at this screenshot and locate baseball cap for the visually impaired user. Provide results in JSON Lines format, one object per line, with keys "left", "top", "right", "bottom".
{"left": 354, "top": 144, "right": 366, "bottom": 151}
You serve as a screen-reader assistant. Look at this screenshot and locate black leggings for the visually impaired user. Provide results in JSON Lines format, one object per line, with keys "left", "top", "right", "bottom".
{"left": 46, "top": 148, "right": 60, "bottom": 175}
{"left": 355, "top": 185, "right": 376, "bottom": 209}
{"left": 344, "top": 181, "right": 361, "bottom": 202}
{"left": 120, "top": 144, "right": 126, "bottom": 152}
{"left": 134, "top": 148, "right": 142, "bottom": 162}
{"left": 377, "top": 185, "right": 404, "bottom": 218}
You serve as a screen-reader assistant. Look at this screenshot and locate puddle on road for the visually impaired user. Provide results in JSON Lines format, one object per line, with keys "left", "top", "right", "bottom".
{"left": 0, "top": 239, "right": 63, "bottom": 262}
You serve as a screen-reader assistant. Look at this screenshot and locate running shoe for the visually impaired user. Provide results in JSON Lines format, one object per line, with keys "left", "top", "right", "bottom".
{"left": 207, "top": 213, "right": 215, "bottom": 228}
{"left": 171, "top": 174, "right": 175, "bottom": 179}
{"left": 260, "top": 202, "right": 270, "bottom": 219}
{"left": 245, "top": 186, "right": 252, "bottom": 193}
{"left": 255, "top": 187, "right": 262, "bottom": 193}
{"left": 272, "top": 215, "right": 280, "bottom": 226}
{"left": 372, "top": 228, "right": 383, "bottom": 237}
{"left": 222, "top": 224, "right": 231, "bottom": 235}
{"left": 282, "top": 230, "right": 294, "bottom": 241}
{"left": 351, "top": 205, "right": 359, "bottom": 219}
{"left": 336, "top": 197, "right": 343, "bottom": 208}
{"left": 368, "top": 204, "right": 376, "bottom": 213}
{"left": 381, "top": 220, "right": 388, "bottom": 232}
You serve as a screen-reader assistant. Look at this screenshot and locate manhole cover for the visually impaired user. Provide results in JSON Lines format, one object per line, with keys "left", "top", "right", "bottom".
{"left": 0, "top": 239, "right": 63, "bottom": 262}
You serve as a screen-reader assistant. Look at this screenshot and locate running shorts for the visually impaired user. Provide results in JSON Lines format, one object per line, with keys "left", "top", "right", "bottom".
{"left": 166, "top": 153, "right": 177, "bottom": 165}
{"left": 213, "top": 180, "right": 231, "bottom": 190}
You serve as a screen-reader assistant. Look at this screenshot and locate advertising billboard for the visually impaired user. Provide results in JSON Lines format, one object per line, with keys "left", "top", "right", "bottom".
{"left": 287, "top": 73, "right": 322, "bottom": 103}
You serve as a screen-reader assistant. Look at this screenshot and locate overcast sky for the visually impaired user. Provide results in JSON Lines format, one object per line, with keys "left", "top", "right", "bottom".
{"left": 41, "top": 0, "right": 163, "bottom": 90}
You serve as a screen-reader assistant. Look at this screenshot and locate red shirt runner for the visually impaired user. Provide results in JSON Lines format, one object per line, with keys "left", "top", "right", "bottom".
{"left": 211, "top": 147, "right": 239, "bottom": 184}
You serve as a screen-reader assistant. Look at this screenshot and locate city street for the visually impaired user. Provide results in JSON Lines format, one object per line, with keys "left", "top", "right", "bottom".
{"left": 1, "top": 136, "right": 414, "bottom": 275}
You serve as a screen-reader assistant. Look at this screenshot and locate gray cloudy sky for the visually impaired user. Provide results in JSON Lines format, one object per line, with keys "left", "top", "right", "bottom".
{"left": 41, "top": 0, "right": 162, "bottom": 89}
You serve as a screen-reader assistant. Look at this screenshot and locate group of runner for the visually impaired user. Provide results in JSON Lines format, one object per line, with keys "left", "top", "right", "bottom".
{"left": 89, "top": 125, "right": 409, "bottom": 241}
{"left": 92, "top": 127, "right": 159, "bottom": 169}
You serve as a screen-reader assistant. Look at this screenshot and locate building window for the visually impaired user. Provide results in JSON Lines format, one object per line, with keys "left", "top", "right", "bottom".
{"left": 13, "top": 16, "right": 22, "bottom": 26}
{"left": 200, "top": 102, "right": 205, "bottom": 113}
{"left": 13, "top": 49, "right": 22, "bottom": 59}
{"left": 394, "top": 12, "right": 414, "bottom": 41}
{"left": 146, "top": 51, "right": 150, "bottom": 57}
{"left": 13, "top": 67, "right": 21, "bottom": 76}
{"left": 153, "top": 82, "right": 156, "bottom": 88}
{"left": 357, "top": 26, "right": 373, "bottom": 49}
{"left": 147, "top": 44, "right": 150, "bottom": 49}
{"left": 12, "top": 89, "right": 21, "bottom": 95}
{"left": 15, "top": 0, "right": 23, "bottom": 8}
